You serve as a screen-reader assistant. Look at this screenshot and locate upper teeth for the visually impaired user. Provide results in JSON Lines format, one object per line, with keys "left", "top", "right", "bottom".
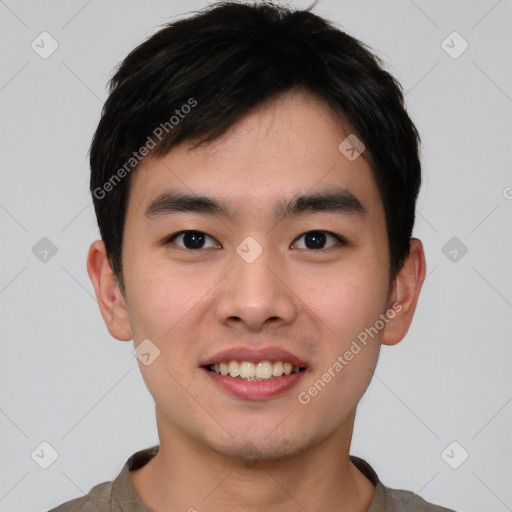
{"left": 210, "top": 361, "right": 301, "bottom": 380}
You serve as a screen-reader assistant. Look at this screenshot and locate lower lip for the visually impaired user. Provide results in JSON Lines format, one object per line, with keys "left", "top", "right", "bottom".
{"left": 202, "top": 368, "right": 306, "bottom": 400}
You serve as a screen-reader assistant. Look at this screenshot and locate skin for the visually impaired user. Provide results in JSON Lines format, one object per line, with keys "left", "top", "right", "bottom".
{"left": 87, "top": 89, "right": 426, "bottom": 511}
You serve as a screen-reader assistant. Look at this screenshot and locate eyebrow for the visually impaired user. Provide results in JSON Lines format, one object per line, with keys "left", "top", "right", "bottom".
{"left": 144, "top": 187, "right": 366, "bottom": 222}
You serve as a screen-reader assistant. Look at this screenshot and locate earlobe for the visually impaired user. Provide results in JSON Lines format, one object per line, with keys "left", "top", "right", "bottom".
{"left": 86, "top": 240, "right": 133, "bottom": 341}
{"left": 382, "top": 238, "right": 426, "bottom": 346}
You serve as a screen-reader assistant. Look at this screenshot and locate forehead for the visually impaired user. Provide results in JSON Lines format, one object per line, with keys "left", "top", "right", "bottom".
{"left": 127, "top": 90, "right": 382, "bottom": 222}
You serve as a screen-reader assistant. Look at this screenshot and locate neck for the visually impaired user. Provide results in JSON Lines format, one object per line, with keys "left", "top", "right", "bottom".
{"left": 130, "top": 408, "right": 375, "bottom": 512}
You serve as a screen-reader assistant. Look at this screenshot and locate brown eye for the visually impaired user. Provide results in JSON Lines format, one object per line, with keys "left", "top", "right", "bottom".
{"left": 292, "top": 230, "right": 344, "bottom": 250}
{"left": 166, "top": 230, "right": 220, "bottom": 250}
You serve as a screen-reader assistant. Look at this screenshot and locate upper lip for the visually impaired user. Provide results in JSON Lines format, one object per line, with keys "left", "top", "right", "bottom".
{"left": 200, "top": 347, "right": 308, "bottom": 368}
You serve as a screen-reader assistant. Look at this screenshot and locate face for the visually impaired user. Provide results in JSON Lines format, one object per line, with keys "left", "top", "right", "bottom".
{"left": 118, "top": 90, "right": 395, "bottom": 461}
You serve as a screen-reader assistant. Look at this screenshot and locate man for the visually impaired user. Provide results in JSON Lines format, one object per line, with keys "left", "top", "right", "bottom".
{"left": 50, "top": 1, "right": 456, "bottom": 510}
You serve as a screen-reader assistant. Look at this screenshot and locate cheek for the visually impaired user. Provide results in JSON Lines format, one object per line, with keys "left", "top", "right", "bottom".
{"left": 303, "top": 258, "right": 388, "bottom": 408}
{"left": 127, "top": 270, "right": 205, "bottom": 401}
{"left": 297, "top": 272, "right": 384, "bottom": 420}
{"left": 302, "top": 260, "right": 388, "bottom": 343}
{"left": 123, "top": 257, "right": 197, "bottom": 342}
{"left": 125, "top": 261, "right": 218, "bottom": 374}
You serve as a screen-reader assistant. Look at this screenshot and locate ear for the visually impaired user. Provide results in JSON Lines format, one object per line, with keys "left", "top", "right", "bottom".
{"left": 381, "top": 238, "right": 426, "bottom": 346}
{"left": 86, "top": 240, "right": 133, "bottom": 341}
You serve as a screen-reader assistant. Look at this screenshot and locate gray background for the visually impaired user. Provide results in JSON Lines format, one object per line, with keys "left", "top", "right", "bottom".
{"left": 0, "top": 0, "right": 511, "bottom": 511}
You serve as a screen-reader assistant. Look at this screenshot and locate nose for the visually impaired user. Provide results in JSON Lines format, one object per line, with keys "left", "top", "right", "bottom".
{"left": 215, "top": 241, "right": 298, "bottom": 332}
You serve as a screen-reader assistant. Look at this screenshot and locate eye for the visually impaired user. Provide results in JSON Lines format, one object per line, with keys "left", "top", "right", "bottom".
{"left": 292, "top": 230, "right": 344, "bottom": 250}
{"left": 166, "top": 230, "right": 220, "bottom": 250}
{"left": 164, "top": 229, "right": 345, "bottom": 251}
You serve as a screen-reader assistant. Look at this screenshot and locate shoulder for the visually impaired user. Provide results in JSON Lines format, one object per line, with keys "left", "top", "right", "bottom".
{"left": 47, "top": 480, "right": 113, "bottom": 512}
{"left": 376, "top": 483, "right": 457, "bottom": 512}
{"left": 350, "top": 456, "right": 457, "bottom": 512}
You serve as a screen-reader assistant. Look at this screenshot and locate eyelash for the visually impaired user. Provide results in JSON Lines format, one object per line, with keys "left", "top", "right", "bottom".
{"left": 164, "top": 230, "right": 346, "bottom": 251}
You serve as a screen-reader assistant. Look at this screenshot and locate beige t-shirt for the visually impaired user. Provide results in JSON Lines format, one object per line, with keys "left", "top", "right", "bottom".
{"left": 48, "top": 445, "right": 456, "bottom": 511}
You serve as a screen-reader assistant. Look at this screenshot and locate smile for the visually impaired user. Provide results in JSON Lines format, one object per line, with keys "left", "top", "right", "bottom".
{"left": 202, "top": 361, "right": 307, "bottom": 400}
{"left": 206, "top": 360, "right": 304, "bottom": 381}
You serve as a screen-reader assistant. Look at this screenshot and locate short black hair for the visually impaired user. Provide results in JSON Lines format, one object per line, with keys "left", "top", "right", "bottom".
{"left": 90, "top": 0, "right": 421, "bottom": 294}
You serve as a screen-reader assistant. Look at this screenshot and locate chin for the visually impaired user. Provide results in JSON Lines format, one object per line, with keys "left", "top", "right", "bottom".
{"left": 203, "top": 427, "right": 318, "bottom": 464}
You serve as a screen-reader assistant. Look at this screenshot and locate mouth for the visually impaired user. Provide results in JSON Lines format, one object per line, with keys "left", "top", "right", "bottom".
{"left": 204, "top": 360, "right": 306, "bottom": 381}
{"left": 201, "top": 359, "right": 308, "bottom": 400}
